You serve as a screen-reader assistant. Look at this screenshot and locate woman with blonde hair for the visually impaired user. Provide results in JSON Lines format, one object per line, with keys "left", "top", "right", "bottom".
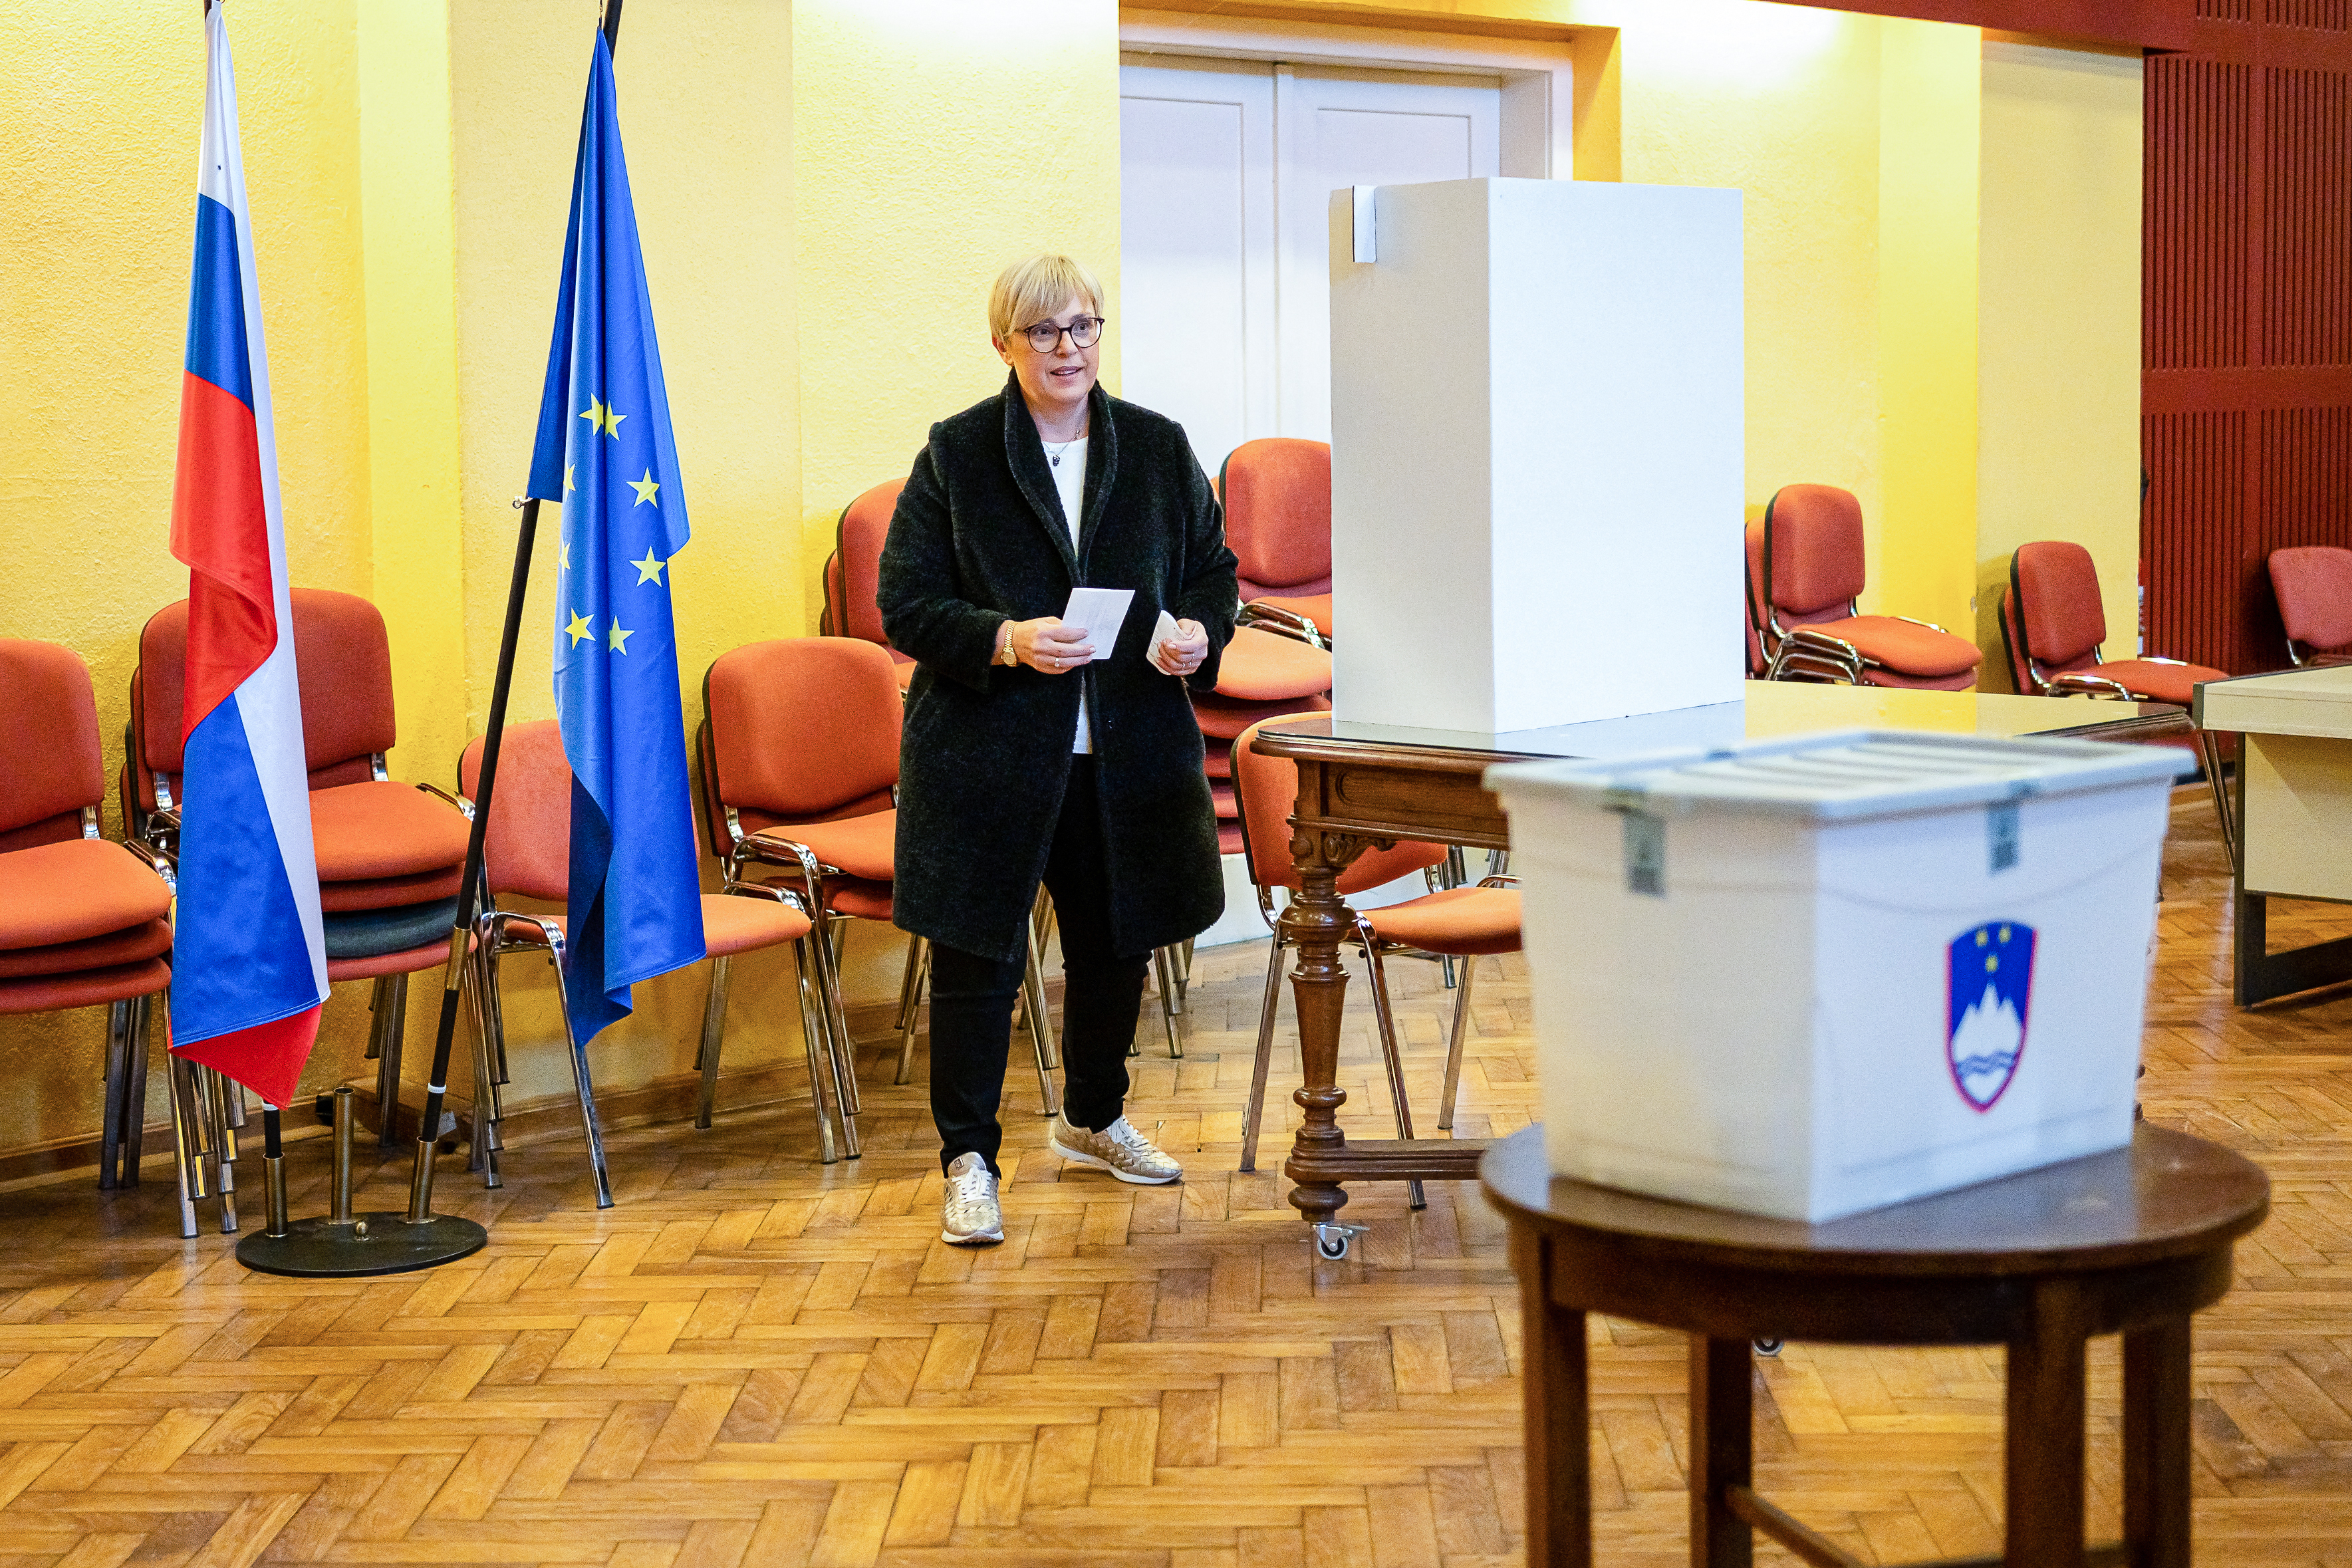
{"left": 878, "top": 253, "right": 1238, "bottom": 1245}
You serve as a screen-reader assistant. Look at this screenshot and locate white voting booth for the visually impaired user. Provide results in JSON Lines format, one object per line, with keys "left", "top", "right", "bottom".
{"left": 1329, "top": 178, "right": 1746, "bottom": 732}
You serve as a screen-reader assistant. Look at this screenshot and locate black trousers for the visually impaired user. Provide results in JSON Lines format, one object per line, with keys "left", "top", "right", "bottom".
{"left": 928, "top": 757, "right": 1146, "bottom": 1175}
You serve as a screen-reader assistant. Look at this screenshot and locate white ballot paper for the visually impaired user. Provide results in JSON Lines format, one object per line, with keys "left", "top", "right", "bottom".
{"left": 1060, "top": 587, "right": 1134, "bottom": 663}
{"left": 1150, "top": 610, "right": 1182, "bottom": 666}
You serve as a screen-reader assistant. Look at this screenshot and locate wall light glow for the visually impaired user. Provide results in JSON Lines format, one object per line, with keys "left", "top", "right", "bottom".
{"left": 1627, "top": 0, "right": 1850, "bottom": 85}
{"left": 818, "top": 0, "right": 1101, "bottom": 59}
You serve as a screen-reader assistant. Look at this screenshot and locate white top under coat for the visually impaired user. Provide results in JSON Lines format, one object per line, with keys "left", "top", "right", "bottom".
{"left": 1045, "top": 437, "right": 1093, "bottom": 754}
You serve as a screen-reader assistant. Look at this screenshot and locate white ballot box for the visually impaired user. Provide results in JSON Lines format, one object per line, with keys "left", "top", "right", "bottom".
{"left": 1486, "top": 731, "right": 2185, "bottom": 1222}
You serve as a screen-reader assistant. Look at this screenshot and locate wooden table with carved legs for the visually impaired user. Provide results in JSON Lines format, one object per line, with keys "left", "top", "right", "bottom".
{"left": 1481, "top": 1122, "right": 2268, "bottom": 1568}
{"left": 1250, "top": 723, "right": 1515, "bottom": 1235}
{"left": 1247, "top": 693, "right": 2195, "bottom": 1242}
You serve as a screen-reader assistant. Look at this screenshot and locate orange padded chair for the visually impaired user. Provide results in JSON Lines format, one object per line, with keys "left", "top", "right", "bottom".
{"left": 2270, "top": 546, "right": 2352, "bottom": 667}
{"left": 699, "top": 637, "right": 1066, "bottom": 1135}
{"left": 0, "top": 640, "right": 178, "bottom": 1204}
{"left": 1230, "top": 716, "right": 1518, "bottom": 1210}
{"left": 1746, "top": 485, "right": 1982, "bottom": 689}
{"left": 1222, "top": 438, "right": 1335, "bottom": 645}
{"left": 2000, "top": 541, "right": 2226, "bottom": 704}
{"left": 819, "top": 479, "right": 918, "bottom": 693}
{"left": 461, "top": 721, "right": 819, "bottom": 1201}
{"left": 126, "top": 590, "right": 471, "bottom": 910}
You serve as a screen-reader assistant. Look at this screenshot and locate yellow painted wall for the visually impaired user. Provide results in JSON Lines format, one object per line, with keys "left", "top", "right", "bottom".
{"left": 1875, "top": 18, "right": 1981, "bottom": 642}
{"left": 792, "top": 0, "right": 1124, "bottom": 614}
{"left": 1975, "top": 39, "right": 2144, "bottom": 686}
{"left": 358, "top": 0, "right": 466, "bottom": 792}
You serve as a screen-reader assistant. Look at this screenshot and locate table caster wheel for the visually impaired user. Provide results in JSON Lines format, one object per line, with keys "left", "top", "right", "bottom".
{"left": 1311, "top": 1221, "right": 1365, "bottom": 1260}
{"left": 1753, "top": 1338, "right": 1783, "bottom": 1357}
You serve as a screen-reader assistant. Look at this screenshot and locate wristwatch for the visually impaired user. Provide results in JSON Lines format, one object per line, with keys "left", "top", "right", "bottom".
{"left": 997, "top": 622, "right": 1019, "bottom": 667}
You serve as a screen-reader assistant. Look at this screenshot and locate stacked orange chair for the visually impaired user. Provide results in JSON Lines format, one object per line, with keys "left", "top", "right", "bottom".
{"left": 2000, "top": 541, "right": 2225, "bottom": 704}
{"left": 126, "top": 590, "right": 470, "bottom": 908}
{"left": 819, "top": 479, "right": 918, "bottom": 693}
{"left": 0, "top": 640, "right": 178, "bottom": 1203}
{"left": 461, "top": 721, "right": 818, "bottom": 1200}
{"left": 1745, "top": 484, "right": 1982, "bottom": 689}
{"left": 2270, "top": 546, "right": 2352, "bottom": 667}
{"left": 1230, "top": 716, "right": 1519, "bottom": 1210}
{"left": 1200, "top": 440, "right": 1339, "bottom": 854}
{"left": 125, "top": 589, "right": 472, "bottom": 1150}
{"left": 1222, "top": 438, "right": 1335, "bottom": 645}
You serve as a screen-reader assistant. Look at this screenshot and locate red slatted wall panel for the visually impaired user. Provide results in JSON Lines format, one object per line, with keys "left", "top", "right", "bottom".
{"left": 2146, "top": 0, "right": 2352, "bottom": 671}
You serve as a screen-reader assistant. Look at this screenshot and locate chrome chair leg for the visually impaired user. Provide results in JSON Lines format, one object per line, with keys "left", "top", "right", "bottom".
{"left": 1238, "top": 936, "right": 1288, "bottom": 1174}
{"left": 1031, "top": 889, "right": 1062, "bottom": 1070}
{"left": 203, "top": 1067, "right": 239, "bottom": 1234}
{"left": 1151, "top": 945, "right": 1184, "bottom": 1059}
{"left": 479, "top": 912, "right": 511, "bottom": 1088}
{"left": 122, "top": 995, "right": 152, "bottom": 1186}
{"left": 792, "top": 935, "right": 840, "bottom": 1164}
{"left": 893, "top": 936, "right": 930, "bottom": 1087}
{"left": 465, "top": 967, "right": 501, "bottom": 1186}
{"left": 99, "top": 1000, "right": 131, "bottom": 1191}
{"left": 536, "top": 923, "right": 614, "bottom": 1208}
{"left": 694, "top": 954, "right": 733, "bottom": 1130}
{"left": 1021, "top": 932, "right": 1061, "bottom": 1118}
{"left": 465, "top": 931, "right": 505, "bottom": 1186}
{"left": 802, "top": 916, "right": 862, "bottom": 1156}
{"left": 367, "top": 974, "right": 398, "bottom": 1148}
{"left": 813, "top": 914, "right": 863, "bottom": 1119}
{"left": 2199, "top": 729, "right": 2238, "bottom": 873}
{"left": 890, "top": 935, "right": 924, "bottom": 1086}
{"left": 380, "top": 972, "right": 408, "bottom": 1141}
{"left": 1438, "top": 956, "right": 1478, "bottom": 1132}
{"left": 166, "top": 1053, "right": 201, "bottom": 1238}
{"left": 1360, "top": 932, "right": 1425, "bottom": 1211}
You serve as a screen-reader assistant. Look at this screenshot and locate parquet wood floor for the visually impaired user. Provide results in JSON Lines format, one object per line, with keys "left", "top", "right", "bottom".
{"left": 0, "top": 790, "right": 2347, "bottom": 1567}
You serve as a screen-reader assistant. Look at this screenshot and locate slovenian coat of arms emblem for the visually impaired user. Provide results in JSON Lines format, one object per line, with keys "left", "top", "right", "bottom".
{"left": 1946, "top": 921, "right": 2035, "bottom": 1111}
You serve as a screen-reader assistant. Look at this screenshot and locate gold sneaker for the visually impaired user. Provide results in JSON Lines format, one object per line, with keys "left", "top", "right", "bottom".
{"left": 941, "top": 1152, "right": 1003, "bottom": 1246}
{"left": 1049, "top": 1112, "right": 1183, "bottom": 1185}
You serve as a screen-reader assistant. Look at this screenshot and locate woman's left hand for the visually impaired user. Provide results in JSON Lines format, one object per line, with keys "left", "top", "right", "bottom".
{"left": 1150, "top": 618, "right": 1210, "bottom": 678}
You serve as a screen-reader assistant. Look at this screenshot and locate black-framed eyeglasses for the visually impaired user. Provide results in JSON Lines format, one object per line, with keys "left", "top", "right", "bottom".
{"left": 1019, "top": 315, "right": 1104, "bottom": 352}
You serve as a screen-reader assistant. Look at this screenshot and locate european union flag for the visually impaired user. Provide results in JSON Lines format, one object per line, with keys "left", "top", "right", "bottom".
{"left": 526, "top": 28, "right": 704, "bottom": 1048}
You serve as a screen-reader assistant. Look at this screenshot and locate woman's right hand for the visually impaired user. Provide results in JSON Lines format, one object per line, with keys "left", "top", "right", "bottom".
{"left": 1007, "top": 616, "right": 1095, "bottom": 674}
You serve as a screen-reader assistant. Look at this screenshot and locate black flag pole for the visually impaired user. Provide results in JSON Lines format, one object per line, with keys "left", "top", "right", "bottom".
{"left": 238, "top": 0, "right": 626, "bottom": 1277}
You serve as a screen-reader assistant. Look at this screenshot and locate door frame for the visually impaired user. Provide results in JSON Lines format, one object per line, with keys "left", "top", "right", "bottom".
{"left": 1120, "top": 8, "right": 1578, "bottom": 181}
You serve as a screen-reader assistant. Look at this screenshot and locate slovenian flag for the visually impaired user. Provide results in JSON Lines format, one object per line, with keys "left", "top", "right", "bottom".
{"left": 165, "top": 1, "right": 329, "bottom": 1111}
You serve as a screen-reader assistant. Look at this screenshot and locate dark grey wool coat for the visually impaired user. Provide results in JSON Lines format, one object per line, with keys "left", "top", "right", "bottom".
{"left": 878, "top": 375, "right": 1240, "bottom": 964}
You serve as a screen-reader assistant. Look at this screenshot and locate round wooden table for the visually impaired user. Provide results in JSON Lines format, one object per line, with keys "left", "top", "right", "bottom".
{"left": 1480, "top": 1124, "right": 2269, "bottom": 1568}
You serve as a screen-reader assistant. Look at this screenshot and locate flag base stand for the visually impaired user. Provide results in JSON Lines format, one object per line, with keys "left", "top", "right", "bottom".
{"left": 235, "top": 1089, "right": 487, "bottom": 1279}
{"left": 236, "top": 1213, "right": 487, "bottom": 1278}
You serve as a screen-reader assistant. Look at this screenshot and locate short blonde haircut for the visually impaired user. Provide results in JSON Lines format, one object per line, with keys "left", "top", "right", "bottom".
{"left": 988, "top": 253, "right": 1105, "bottom": 344}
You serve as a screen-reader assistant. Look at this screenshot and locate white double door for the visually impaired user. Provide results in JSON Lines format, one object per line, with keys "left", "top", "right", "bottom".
{"left": 1119, "top": 57, "right": 1502, "bottom": 477}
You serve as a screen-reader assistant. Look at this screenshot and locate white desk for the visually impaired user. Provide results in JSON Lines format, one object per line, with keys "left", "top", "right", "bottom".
{"left": 2195, "top": 665, "right": 2352, "bottom": 1003}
